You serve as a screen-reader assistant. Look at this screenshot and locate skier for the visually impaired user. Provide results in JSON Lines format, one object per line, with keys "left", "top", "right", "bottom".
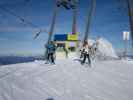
{"left": 94, "top": 37, "right": 100, "bottom": 51}
{"left": 81, "top": 41, "right": 91, "bottom": 66}
{"left": 63, "top": 47, "right": 68, "bottom": 58}
{"left": 45, "top": 41, "right": 56, "bottom": 64}
{"left": 90, "top": 37, "right": 100, "bottom": 59}
{"left": 80, "top": 42, "right": 86, "bottom": 59}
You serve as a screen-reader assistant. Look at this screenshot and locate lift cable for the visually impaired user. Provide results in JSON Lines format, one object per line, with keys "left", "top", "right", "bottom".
{"left": 0, "top": 5, "right": 48, "bottom": 39}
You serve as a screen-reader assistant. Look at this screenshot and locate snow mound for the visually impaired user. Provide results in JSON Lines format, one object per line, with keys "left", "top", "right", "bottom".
{"left": 95, "top": 38, "right": 118, "bottom": 59}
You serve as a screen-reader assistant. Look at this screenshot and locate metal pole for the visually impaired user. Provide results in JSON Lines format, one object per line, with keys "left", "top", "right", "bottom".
{"left": 84, "top": 0, "right": 96, "bottom": 42}
{"left": 47, "top": 6, "right": 58, "bottom": 44}
{"left": 72, "top": 8, "right": 77, "bottom": 34}
{"left": 127, "top": 0, "right": 133, "bottom": 47}
{"left": 124, "top": 39, "right": 128, "bottom": 58}
{"left": 44, "top": 5, "right": 58, "bottom": 59}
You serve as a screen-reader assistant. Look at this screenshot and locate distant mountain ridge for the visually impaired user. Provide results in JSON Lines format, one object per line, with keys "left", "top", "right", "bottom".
{"left": 0, "top": 56, "right": 44, "bottom": 65}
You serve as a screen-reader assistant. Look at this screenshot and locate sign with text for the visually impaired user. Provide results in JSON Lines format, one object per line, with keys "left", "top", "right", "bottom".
{"left": 67, "top": 34, "right": 78, "bottom": 41}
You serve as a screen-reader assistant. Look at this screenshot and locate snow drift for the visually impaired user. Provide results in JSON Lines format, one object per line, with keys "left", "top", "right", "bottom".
{"left": 94, "top": 38, "right": 118, "bottom": 60}
{"left": 78, "top": 38, "right": 118, "bottom": 60}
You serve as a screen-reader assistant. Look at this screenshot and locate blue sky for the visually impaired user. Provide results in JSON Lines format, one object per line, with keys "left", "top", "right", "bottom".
{"left": 0, "top": 0, "right": 132, "bottom": 56}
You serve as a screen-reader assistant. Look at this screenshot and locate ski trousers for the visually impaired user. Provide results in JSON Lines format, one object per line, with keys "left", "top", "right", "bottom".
{"left": 81, "top": 53, "right": 91, "bottom": 64}
{"left": 47, "top": 53, "right": 55, "bottom": 63}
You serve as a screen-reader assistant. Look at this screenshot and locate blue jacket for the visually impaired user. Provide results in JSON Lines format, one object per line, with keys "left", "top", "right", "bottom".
{"left": 46, "top": 43, "right": 56, "bottom": 54}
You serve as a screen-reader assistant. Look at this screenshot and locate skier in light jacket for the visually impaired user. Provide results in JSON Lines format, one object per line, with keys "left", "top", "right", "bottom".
{"left": 81, "top": 41, "right": 91, "bottom": 66}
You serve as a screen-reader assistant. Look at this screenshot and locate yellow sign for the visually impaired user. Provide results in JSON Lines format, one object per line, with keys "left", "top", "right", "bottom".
{"left": 67, "top": 33, "right": 78, "bottom": 41}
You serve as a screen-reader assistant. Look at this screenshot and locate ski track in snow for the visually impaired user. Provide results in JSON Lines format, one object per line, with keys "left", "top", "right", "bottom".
{"left": 0, "top": 59, "right": 133, "bottom": 100}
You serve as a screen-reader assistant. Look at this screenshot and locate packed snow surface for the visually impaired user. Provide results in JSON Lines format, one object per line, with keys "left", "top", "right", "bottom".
{"left": 0, "top": 59, "right": 133, "bottom": 100}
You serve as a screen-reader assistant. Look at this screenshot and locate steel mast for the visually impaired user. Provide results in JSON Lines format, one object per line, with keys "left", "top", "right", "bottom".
{"left": 44, "top": 0, "right": 79, "bottom": 59}
{"left": 83, "top": 0, "right": 96, "bottom": 42}
{"left": 72, "top": 0, "right": 79, "bottom": 34}
{"left": 127, "top": 0, "right": 133, "bottom": 47}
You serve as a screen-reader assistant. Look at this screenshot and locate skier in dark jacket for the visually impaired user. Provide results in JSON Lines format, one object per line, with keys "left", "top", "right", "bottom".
{"left": 80, "top": 42, "right": 86, "bottom": 59}
{"left": 45, "top": 41, "right": 56, "bottom": 64}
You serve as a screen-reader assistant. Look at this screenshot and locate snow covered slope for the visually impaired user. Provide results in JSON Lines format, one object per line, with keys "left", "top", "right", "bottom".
{"left": 0, "top": 59, "right": 133, "bottom": 100}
